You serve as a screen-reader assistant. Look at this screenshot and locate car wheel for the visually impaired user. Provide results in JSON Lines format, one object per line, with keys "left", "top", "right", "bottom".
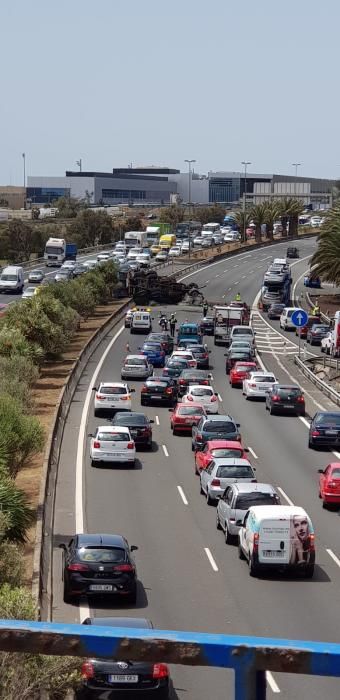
{"left": 216, "top": 512, "right": 222, "bottom": 530}
{"left": 191, "top": 442, "right": 195, "bottom": 451}
{"left": 299, "top": 409, "right": 306, "bottom": 417}
{"left": 308, "top": 439, "right": 314, "bottom": 449}
{"left": 322, "top": 499, "right": 328, "bottom": 509}
{"left": 225, "top": 523, "right": 232, "bottom": 544}
{"left": 126, "top": 585, "right": 137, "bottom": 605}
{"left": 94, "top": 409, "right": 100, "bottom": 417}
{"left": 238, "top": 543, "right": 246, "bottom": 560}
{"left": 63, "top": 583, "right": 74, "bottom": 605}
{"left": 194, "top": 461, "right": 199, "bottom": 475}
{"left": 269, "top": 406, "right": 275, "bottom": 415}
{"left": 141, "top": 399, "right": 146, "bottom": 406}
{"left": 248, "top": 555, "right": 258, "bottom": 577}
{"left": 173, "top": 427, "right": 178, "bottom": 435}
{"left": 305, "top": 564, "right": 314, "bottom": 579}
{"left": 146, "top": 440, "right": 152, "bottom": 450}
{"left": 206, "top": 490, "right": 215, "bottom": 506}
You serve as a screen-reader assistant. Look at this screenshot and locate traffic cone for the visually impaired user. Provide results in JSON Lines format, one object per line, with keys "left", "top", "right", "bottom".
{"left": 126, "top": 342, "right": 130, "bottom": 352}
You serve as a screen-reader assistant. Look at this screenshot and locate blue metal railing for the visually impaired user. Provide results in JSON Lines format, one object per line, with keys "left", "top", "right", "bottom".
{"left": 0, "top": 620, "right": 340, "bottom": 700}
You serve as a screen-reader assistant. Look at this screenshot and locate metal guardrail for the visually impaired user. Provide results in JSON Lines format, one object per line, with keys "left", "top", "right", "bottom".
{"left": 294, "top": 355, "right": 340, "bottom": 406}
{"left": 3, "top": 620, "right": 340, "bottom": 700}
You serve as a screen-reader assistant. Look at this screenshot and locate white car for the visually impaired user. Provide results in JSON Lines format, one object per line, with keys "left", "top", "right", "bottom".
{"left": 171, "top": 350, "right": 197, "bottom": 368}
{"left": 136, "top": 253, "right": 151, "bottom": 267}
{"left": 321, "top": 331, "right": 334, "bottom": 355}
{"left": 90, "top": 425, "right": 136, "bottom": 467}
{"left": 22, "top": 286, "right": 37, "bottom": 299}
{"left": 182, "top": 384, "right": 219, "bottom": 414}
{"left": 61, "top": 260, "right": 77, "bottom": 270}
{"left": 92, "top": 382, "right": 134, "bottom": 416}
{"left": 169, "top": 246, "right": 182, "bottom": 257}
{"left": 127, "top": 248, "right": 142, "bottom": 260}
{"left": 200, "top": 238, "right": 212, "bottom": 248}
{"left": 193, "top": 235, "right": 203, "bottom": 246}
{"left": 83, "top": 259, "right": 98, "bottom": 270}
{"left": 181, "top": 240, "right": 190, "bottom": 251}
{"left": 243, "top": 371, "right": 277, "bottom": 399}
{"left": 224, "top": 232, "right": 239, "bottom": 242}
{"left": 155, "top": 250, "right": 168, "bottom": 262}
{"left": 279, "top": 307, "right": 297, "bottom": 330}
{"left": 97, "top": 252, "right": 111, "bottom": 262}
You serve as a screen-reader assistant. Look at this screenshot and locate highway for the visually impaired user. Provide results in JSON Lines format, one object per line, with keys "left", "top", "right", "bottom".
{"left": 51, "top": 236, "right": 340, "bottom": 699}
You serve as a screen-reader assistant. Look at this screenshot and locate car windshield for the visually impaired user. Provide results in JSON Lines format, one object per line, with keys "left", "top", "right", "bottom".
{"left": 205, "top": 422, "right": 235, "bottom": 433}
{"left": 115, "top": 415, "right": 146, "bottom": 425}
{"left": 315, "top": 413, "right": 340, "bottom": 426}
{"left": 191, "top": 388, "right": 212, "bottom": 396}
{"left": 178, "top": 406, "right": 204, "bottom": 415}
{"left": 100, "top": 386, "right": 126, "bottom": 395}
{"left": 211, "top": 448, "right": 242, "bottom": 458}
{"left": 78, "top": 547, "right": 126, "bottom": 563}
{"left": 254, "top": 376, "right": 275, "bottom": 383}
{"left": 1, "top": 274, "right": 17, "bottom": 281}
{"left": 331, "top": 468, "right": 340, "bottom": 478}
{"left": 235, "top": 493, "right": 279, "bottom": 509}
{"left": 125, "top": 358, "right": 147, "bottom": 366}
{"left": 96, "top": 432, "right": 129, "bottom": 441}
{"left": 216, "top": 465, "right": 253, "bottom": 478}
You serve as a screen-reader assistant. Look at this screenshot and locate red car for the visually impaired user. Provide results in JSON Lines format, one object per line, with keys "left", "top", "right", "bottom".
{"left": 295, "top": 316, "right": 322, "bottom": 339}
{"left": 194, "top": 439, "right": 249, "bottom": 474}
{"left": 229, "top": 361, "right": 257, "bottom": 388}
{"left": 318, "top": 462, "right": 340, "bottom": 507}
{"left": 170, "top": 403, "right": 206, "bottom": 435}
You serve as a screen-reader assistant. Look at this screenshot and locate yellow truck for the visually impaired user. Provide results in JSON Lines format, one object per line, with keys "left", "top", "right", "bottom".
{"left": 159, "top": 233, "right": 176, "bottom": 249}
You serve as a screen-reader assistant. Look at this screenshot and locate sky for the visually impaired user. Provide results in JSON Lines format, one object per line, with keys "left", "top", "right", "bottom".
{"left": 1, "top": 0, "right": 339, "bottom": 184}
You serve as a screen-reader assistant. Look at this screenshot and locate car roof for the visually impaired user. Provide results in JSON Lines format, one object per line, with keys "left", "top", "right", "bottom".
{"left": 84, "top": 617, "right": 152, "bottom": 628}
{"left": 99, "top": 382, "right": 127, "bottom": 388}
{"left": 125, "top": 354, "right": 148, "bottom": 360}
{"left": 98, "top": 425, "right": 130, "bottom": 433}
{"left": 114, "top": 412, "right": 147, "bottom": 420}
{"left": 207, "top": 440, "right": 242, "bottom": 448}
{"left": 77, "top": 533, "right": 126, "bottom": 547}
{"left": 204, "top": 414, "right": 234, "bottom": 422}
{"left": 247, "top": 505, "right": 308, "bottom": 518}
{"left": 248, "top": 371, "right": 275, "bottom": 377}
{"left": 188, "top": 384, "right": 213, "bottom": 390}
{"left": 211, "top": 458, "right": 252, "bottom": 467}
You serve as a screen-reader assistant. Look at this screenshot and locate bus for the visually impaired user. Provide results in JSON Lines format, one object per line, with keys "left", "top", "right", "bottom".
{"left": 176, "top": 221, "right": 201, "bottom": 239}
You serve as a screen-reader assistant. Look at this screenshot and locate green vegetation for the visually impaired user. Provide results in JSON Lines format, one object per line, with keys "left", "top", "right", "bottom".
{"left": 310, "top": 202, "right": 340, "bottom": 283}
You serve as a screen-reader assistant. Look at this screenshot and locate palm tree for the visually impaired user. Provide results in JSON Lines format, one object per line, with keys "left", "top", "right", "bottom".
{"left": 234, "top": 210, "right": 251, "bottom": 242}
{"left": 249, "top": 203, "right": 267, "bottom": 243}
{"left": 263, "top": 201, "right": 280, "bottom": 241}
{"left": 310, "top": 202, "right": 340, "bottom": 284}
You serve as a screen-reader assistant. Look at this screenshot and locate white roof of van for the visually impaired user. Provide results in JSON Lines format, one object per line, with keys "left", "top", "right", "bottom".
{"left": 248, "top": 505, "right": 308, "bottom": 518}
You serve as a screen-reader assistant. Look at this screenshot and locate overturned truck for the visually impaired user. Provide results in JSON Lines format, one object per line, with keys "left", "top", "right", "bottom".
{"left": 126, "top": 268, "right": 205, "bottom": 305}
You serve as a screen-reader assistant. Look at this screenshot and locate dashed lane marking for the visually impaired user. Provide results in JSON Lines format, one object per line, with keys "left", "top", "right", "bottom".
{"left": 162, "top": 444, "right": 169, "bottom": 457}
{"left": 155, "top": 415, "right": 160, "bottom": 425}
{"left": 248, "top": 446, "right": 258, "bottom": 459}
{"left": 177, "top": 485, "right": 189, "bottom": 505}
{"left": 266, "top": 672, "right": 280, "bottom": 693}
{"left": 204, "top": 548, "right": 219, "bottom": 572}
{"left": 277, "top": 487, "right": 294, "bottom": 506}
{"left": 326, "top": 549, "right": 340, "bottom": 568}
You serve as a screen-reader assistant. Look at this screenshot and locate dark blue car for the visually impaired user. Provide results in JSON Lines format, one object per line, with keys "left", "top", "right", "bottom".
{"left": 304, "top": 275, "right": 321, "bottom": 289}
{"left": 140, "top": 341, "right": 165, "bottom": 367}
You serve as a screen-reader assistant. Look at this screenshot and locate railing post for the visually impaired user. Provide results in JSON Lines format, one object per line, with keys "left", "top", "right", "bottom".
{"left": 234, "top": 664, "right": 266, "bottom": 700}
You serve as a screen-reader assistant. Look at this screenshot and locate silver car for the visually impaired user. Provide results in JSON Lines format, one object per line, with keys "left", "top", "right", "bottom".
{"left": 216, "top": 482, "right": 280, "bottom": 543}
{"left": 28, "top": 269, "right": 45, "bottom": 283}
{"left": 55, "top": 269, "right": 73, "bottom": 282}
{"left": 121, "top": 354, "right": 153, "bottom": 380}
{"left": 200, "top": 458, "right": 257, "bottom": 505}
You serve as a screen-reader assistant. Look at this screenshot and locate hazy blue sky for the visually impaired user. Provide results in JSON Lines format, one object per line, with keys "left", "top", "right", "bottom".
{"left": 1, "top": 0, "right": 339, "bottom": 184}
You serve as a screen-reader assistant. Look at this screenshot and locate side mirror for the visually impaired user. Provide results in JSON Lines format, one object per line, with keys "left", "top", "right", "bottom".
{"left": 236, "top": 423, "right": 240, "bottom": 428}
{"left": 318, "top": 469, "right": 324, "bottom": 474}
{"left": 92, "top": 387, "right": 97, "bottom": 391}
{"left": 235, "top": 519, "right": 243, "bottom": 527}
{"left": 244, "top": 447, "right": 249, "bottom": 452}
{"left": 214, "top": 392, "right": 218, "bottom": 396}
{"left": 168, "top": 408, "right": 174, "bottom": 412}
{"left": 59, "top": 543, "right": 66, "bottom": 551}
{"left": 88, "top": 433, "right": 94, "bottom": 438}
{"left": 131, "top": 545, "right": 138, "bottom": 552}
{"left": 149, "top": 419, "right": 154, "bottom": 424}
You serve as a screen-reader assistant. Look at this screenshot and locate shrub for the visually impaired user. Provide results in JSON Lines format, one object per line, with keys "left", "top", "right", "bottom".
{"left": 0, "top": 396, "right": 45, "bottom": 478}
{"left": 4, "top": 300, "right": 70, "bottom": 358}
{"left": 0, "top": 541, "right": 24, "bottom": 587}
{"left": 0, "top": 356, "right": 39, "bottom": 411}
{"left": 0, "top": 327, "right": 44, "bottom": 364}
{"left": 0, "top": 476, "right": 35, "bottom": 543}
{"left": 44, "top": 278, "right": 97, "bottom": 319}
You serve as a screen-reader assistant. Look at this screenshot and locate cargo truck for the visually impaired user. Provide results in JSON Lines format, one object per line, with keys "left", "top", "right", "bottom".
{"left": 213, "top": 305, "right": 245, "bottom": 346}
{"left": 44, "top": 238, "right": 78, "bottom": 267}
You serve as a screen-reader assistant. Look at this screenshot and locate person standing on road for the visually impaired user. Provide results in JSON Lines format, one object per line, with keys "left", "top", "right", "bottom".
{"left": 203, "top": 300, "right": 209, "bottom": 317}
{"left": 235, "top": 292, "right": 241, "bottom": 302}
{"left": 169, "top": 313, "right": 176, "bottom": 337}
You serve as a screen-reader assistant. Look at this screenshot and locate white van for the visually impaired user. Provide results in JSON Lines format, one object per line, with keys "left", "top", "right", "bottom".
{"left": 0, "top": 266, "right": 25, "bottom": 294}
{"left": 229, "top": 325, "right": 255, "bottom": 346}
{"left": 279, "top": 307, "right": 296, "bottom": 330}
{"left": 130, "top": 310, "right": 152, "bottom": 334}
{"left": 238, "top": 505, "right": 315, "bottom": 578}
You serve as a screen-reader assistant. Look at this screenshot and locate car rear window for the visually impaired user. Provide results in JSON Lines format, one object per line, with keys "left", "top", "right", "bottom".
{"left": 315, "top": 413, "right": 340, "bottom": 426}
{"left": 191, "top": 387, "right": 213, "bottom": 396}
{"left": 78, "top": 547, "right": 126, "bottom": 563}
{"left": 100, "top": 386, "right": 126, "bottom": 395}
{"left": 97, "top": 432, "right": 129, "bottom": 441}
{"left": 126, "top": 358, "right": 147, "bottom": 366}
{"left": 146, "top": 379, "right": 168, "bottom": 387}
{"left": 235, "top": 493, "right": 279, "bottom": 509}
{"left": 178, "top": 406, "right": 205, "bottom": 416}
{"left": 216, "top": 465, "right": 253, "bottom": 478}
{"left": 211, "top": 448, "right": 242, "bottom": 458}
{"left": 115, "top": 415, "right": 147, "bottom": 426}
{"left": 143, "top": 343, "right": 161, "bottom": 350}
{"left": 276, "top": 388, "right": 301, "bottom": 397}
{"left": 233, "top": 328, "right": 253, "bottom": 336}
{"left": 254, "top": 376, "right": 275, "bottom": 383}
{"left": 205, "top": 421, "right": 236, "bottom": 433}
{"left": 235, "top": 365, "right": 255, "bottom": 372}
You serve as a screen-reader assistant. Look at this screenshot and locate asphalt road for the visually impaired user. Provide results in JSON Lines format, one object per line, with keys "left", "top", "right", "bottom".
{"left": 52, "top": 237, "right": 340, "bottom": 699}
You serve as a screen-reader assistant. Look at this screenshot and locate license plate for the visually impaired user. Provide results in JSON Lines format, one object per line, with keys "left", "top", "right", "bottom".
{"left": 283, "top": 404, "right": 293, "bottom": 408}
{"left": 184, "top": 418, "right": 194, "bottom": 424}
{"left": 108, "top": 675, "right": 138, "bottom": 683}
{"left": 107, "top": 397, "right": 119, "bottom": 401}
{"left": 89, "top": 584, "right": 114, "bottom": 591}
{"left": 151, "top": 395, "right": 160, "bottom": 399}
{"left": 262, "top": 550, "right": 284, "bottom": 557}
{"left": 326, "top": 430, "right": 337, "bottom": 436}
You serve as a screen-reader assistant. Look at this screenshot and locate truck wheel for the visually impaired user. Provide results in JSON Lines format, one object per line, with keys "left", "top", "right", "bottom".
{"left": 238, "top": 544, "right": 246, "bottom": 560}
{"left": 305, "top": 564, "right": 314, "bottom": 578}
{"left": 248, "top": 555, "right": 258, "bottom": 577}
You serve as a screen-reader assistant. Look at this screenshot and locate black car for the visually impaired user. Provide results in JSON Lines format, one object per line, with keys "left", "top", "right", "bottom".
{"left": 141, "top": 376, "right": 178, "bottom": 406}
{"left": 267, "top": 303, "right": 286, "bottom": 319}
{"left": 162, "top": 358, "right": 190, "bottom": 378}
{"left": 178, "top": 369, "right": 212, "bottom": 396}
{"left": 287, "top": 247, "right": 299, "bottom": 258}
{"left": 265, "top": 385, "right": 305, "bottom": 416}
{"left": 261, "top": 290, "right": 283, "bottom": 312}
{"left": 113, "top": 412, "right": 154, "bottom": 449}
{"left": 225, "top": 350, "right": 253, "bottom": 374}
{"left": 147, "top": 332, "right": 174, "bottom": 355}
{"left": 306, "top": 324, "right": 330, "bottom": 345}
{"left": 60, "top": 533, "right": 138, "bottom": 604}
{"left": 184, "top": 343, "right": 210, "bottom": 369}
{"left": 79, "top": 617, "right": 171, "bottom": 699}
{"left": 309, "top": 412, "right": 340, "bottom": 449}
{"left": 192, "top": 415, "right": 241, "bottom": 451}
{"left": 200, "top": 316, "right": 214, "bottom": 335}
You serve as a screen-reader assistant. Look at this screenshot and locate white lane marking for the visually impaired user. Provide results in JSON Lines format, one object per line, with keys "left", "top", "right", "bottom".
{"left": 242, "top": 275, "right": 247, "bottom": 279}
{"left": 177, "top": 485, "right": 189, "bottom": 505}
{"left": 333, "top": 451, "right": 340, "bottom": 459}
{"left": 205, "top": 279, "right": 210, "bottom": 283}
{"left": 162, "top": 444, "right": 169, "bottom": 457}
{"left": 210, "top": 374, "right": 214, "bottom": 380}
{"left": 249, "top": 269, "right": 254, "bottom": 273}
{"left": 234, "top": 281, "right": 238, "bottom": 285}
{"left": 155, "top": 415, "right": 160, "bottom": 425}
{"left": 218, "top": 393, "right": 222, "bottom": 401}
{"left": 326, "top": 548, "right": 340, "bottom": 568}
{"left": 266, "top": 671, "right": 280, "bottom": 693}
{"left": 234, "top": 264, "right": 239, "bottom": 268}
{"left": 299, "top": 416, "right": 311, "bottom": 429}
{"left": 277, "top": 486, "right": 295, "bottom": 506}
{"left": 227, "top": 287, "right": 232, "bottom": 292}
{"left": 248, "top": 446, "right": 258, "bottom": 459}
{"left": 204, "top": 547, "right": 219, "bottom": 572}
{"left": 75, "top": 322, "right": 125, "bottom": 622}
{"left": 215, "top": 274, "right": 220, "bottom": 278}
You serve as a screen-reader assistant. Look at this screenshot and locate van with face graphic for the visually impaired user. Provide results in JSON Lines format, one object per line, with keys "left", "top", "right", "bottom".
{"left": 237, "top": 505, "right": 315, "bottom": 578}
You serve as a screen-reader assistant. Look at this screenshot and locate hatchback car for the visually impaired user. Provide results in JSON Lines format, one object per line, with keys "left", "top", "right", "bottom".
{"left": 89, "top": 426, "right": 136, "bottom": 467}
{"left": 192, "top": 415, "right": 241, "bottom": 451}
{"left": 225, "top": 350, "right": 253, "bottom": 374}
{"left": 286, "top": 247, "right": 299, "bottom": 259}
{"left": 73, "top": 263, "right": 87, "bottom": 277}
{"left": 61, "top": 533, "right": 138, "bottom": 603}
{"left": 200, "top": 458, "right": 257, "bottom": 505}
{"left": 184, "top": 344, "right": 210, "bottom": 369}
{"left": 147, "top": 332, "right": 174, "bottom": 355}
{"left": 79, "top": 617, "right": 171, "bottom": 699}
{"left": 155, "top": 250, "right": 169, "bottom": 262}
{"left": 267, "top": 303, "right": 286, "bottom": 320}
{"left": 113, "top": 412, "right": 154, "bottom": 449}
{"left": 243, "top": 371, "right": 277, "bottom": 399}
{"left": 228, "top": 340, "right": 255, "bottom": 357}
{"left": 182, "top": 385, "right": 219, "bottom": 414}
{"left": 304, "top": 275, "right": 321, "bottom": 288}
{"left": 162, "top": 358, "right": 190, "bottom": 378}
{"left": 318, "top": 463, "right": 340, "bottom": 507}
{"left": 28, "top": 269, "right": 45, "bottom": 283}
{"left": 229, "top": 361, "right": 257, "bottom": 388}
{"left": 141, "top": 376, "right": 178, "bottom": 406}
{"left": 139, "top": 342, "right": 166, "bottom": 368}
{"left": 55, "top": 269, "right": 73, "bottom": 282}
{"left": 199, "top": 316, "right": 214, "bottom": 335}
{"left": 295, "top": 316, "right": 322, "bottom": 339}
{"left": 170, "top": 350, "right": 197, "bottom": 368}
{"left": 170, "top": 403, "right": 206, "bottom": 434}
{"left": 306, "top": 324, "right": 330, "bottom": 345}
{"left": 178, "top": 369, "right": 212, "bottom": 396}
{"left": 194, "top": 440, "right": 249, "bottom": 474}
{"left": 216, "top": 483, "right": 280, "bottom": 542}
{"left": 309, "top": 412, "right": 340, "bottom": 449}
{"left": 22, "top": 286, "right": 38, "bottom": 299}
{"left": 265, "top": 384, "right": 305, "bottom": 416}
{"left": 121, "top": 355, "right": 153, "bottom": 380}
{"left": 92, "top": 382, "right": 134, "bottom": 416}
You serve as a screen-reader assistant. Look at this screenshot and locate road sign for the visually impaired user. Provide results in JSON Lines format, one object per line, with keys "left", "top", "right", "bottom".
{"left": 291, "top": 308, "right": 308, "bottom": 328}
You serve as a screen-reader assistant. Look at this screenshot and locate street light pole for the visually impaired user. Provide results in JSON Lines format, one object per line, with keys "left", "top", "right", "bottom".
{"left": 76, "top": 159, "right": 82, "bottom": 172}
{"left": 241, "top": 161, "right": 251, "bottom": 242}
{"left": 184, "top": 159, "right": 196, "bottom": 260}
{"left": 292, "top": 163, "right": 301, "bottom": 197}
{"left": 22, "top": 153, "right": 26, "bottom": 187}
